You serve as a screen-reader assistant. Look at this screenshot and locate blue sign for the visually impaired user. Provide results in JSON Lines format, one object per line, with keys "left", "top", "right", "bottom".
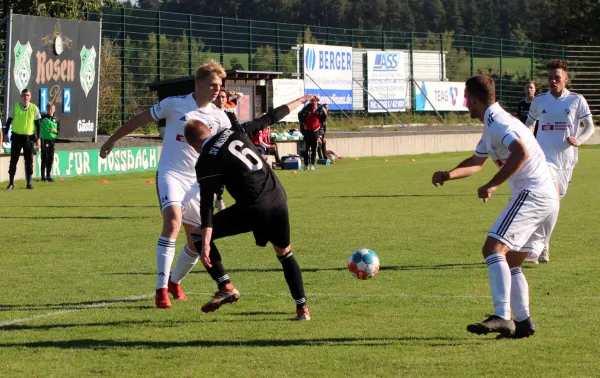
{"left": 303, "top": 44, "right": 353, "bottom": 110}
{"left": 39, "top": 88, "right": 48, "bottom": 113}
{"left": 63, "top": 88, "right": 72, "bottom": 114}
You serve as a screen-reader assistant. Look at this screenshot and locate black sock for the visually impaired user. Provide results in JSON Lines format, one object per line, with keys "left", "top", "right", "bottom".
{"left": 26, "top": 175, "right": 32, "bottom": 185}
{"left": 278, "top": 251, "right": 306, "bottom": 309}
{"left": 9, "top": 174, "right": 14, "bottom": 185}
{"left": 192, "top": 236, "right": 230, "bottom": 288}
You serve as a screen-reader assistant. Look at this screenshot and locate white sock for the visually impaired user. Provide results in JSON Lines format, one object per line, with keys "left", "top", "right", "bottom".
{"left": 510, "top": 266, "right": 530, "bottom": 321}
{"left": 156, "top": 237, "right": 176, "bottom": 289}
{"left": 485, "top": 254, "right": 511, "bottom": 320}
{"left": 170, "top": 245, "right": 199, "bottom": 284}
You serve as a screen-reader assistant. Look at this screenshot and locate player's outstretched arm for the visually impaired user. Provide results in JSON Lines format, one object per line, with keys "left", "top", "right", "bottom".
{"left": 569, "top": 116, "right": 595, "bottom": 147}
{"left": 478, "top": 139, "right": 528, "bottom": 202}
{"left": 241, "top": 94, "right": 318, "bottom": 136}
{"left": 524, "top": 117, "right": 537, "bottom": 133}
{"left": 99, "top": 110, "right": 154, "bottom": 158}
{"left": 432, "top": 155, "right": 487, "bottom": 186}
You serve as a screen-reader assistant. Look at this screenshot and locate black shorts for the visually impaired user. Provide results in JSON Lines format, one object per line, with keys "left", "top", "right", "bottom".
{"left": 211, "top": 201, "right": 290, "bottom": 249}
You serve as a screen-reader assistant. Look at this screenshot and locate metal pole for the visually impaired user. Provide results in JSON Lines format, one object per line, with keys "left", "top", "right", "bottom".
{"left": 440, "top": 33, "right": 444, "bottom": 80}
{"left": 156, "top": 11, "right": 161, "bottom": 82}
{"left": 409, "top": 32, "right": 415, "bottom": 111}
{"left": 305, "top": 74, "right": 355, "bottom": 124}
{"left": 275, "top": 22, "right": 280, "bottom": 72}
{"left": 220, "top": 17, "right": 225, "bottom": 67}
{"left": 353, "top": 78, "right": 405, "bottom": 127}
{"left": 499, "top": 38, "right": 503, "bottom": 103}
{"left": 412, "top": 79, "right": 447, "bottom": 126}
{"left": 3, "top": 8, "right": 12, "bottom": 123}
{"left": 188, "top": 14, "right": 193, "bottom": 75}
{"left": 93, "top": 16, "right": 103, "bottom": 143}
{"left": 249, "top": 19, "right": 253, "bottom": 71}
{"left": 121, "top": 7, "right": 126, "bottom": 126}
{"left": 530, "top": 42, "right": 535, "bottom": 80}
{"left": 470, "top": 35, "right": 474, "bottom": 77}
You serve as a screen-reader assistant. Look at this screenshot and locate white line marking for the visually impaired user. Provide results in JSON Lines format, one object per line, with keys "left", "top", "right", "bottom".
{"left": 0, "top": 294, "right": 154, "bottom": 327}
{"left": 3, "top": 291, "right": 599, "bottom": 327}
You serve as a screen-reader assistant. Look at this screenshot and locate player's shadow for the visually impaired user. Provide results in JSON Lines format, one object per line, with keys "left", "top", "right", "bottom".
{"left": 0, "top": 336, "right": 488, "bottom": 349}
{"left": 0, "top": 297, "right": 151, "bottom": 312}
{"left": 321, "top": 193, "right": 510, "bottom": 199}
{"left": 0, "top": 215, "right": 151, "bottom": 220}
{"left": 4, "top": 205, "right": 156, "bottom": 208}
{"left": 109, "top": 263, "right": 484, "bottom": 276}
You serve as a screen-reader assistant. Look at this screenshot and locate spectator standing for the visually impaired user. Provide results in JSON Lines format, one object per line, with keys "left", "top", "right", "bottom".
{"left": 40, "top": 103, "right": 60, "bottom": 182}
{"left": 6, "top": 88, "right": 41, "bottom": 190}
{"left": 517, "top": 81, "right": 537, "bottom": 135}
{"left": 298, "top": 98, "right": 327, "bottom": 170}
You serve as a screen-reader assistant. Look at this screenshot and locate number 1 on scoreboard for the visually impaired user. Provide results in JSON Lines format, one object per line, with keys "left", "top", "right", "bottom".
{"left": 63, "top": 88, "right": 72, "bottom": 114}
{"left": 40, "top": 88, "right": 48, "bottom": 113}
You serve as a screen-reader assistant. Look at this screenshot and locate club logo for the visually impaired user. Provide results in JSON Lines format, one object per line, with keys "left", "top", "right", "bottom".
{"left": 373, "top": 52, "right": 399, "bottom": 71}
{"left": 80, "top": 46, "right": 97, "bottom": 97}
{"left": 13, "top": 42, "right": 33, "bottom": 93}
{"left": 304, "top": 47, "right": 316, "bottom": 71}
{"left": 564, "top": 108, "right": 571, "bottom": 116}
{"left": 542, "top": 109, "right": 547, "bottom": 114}
{"left": 449, "top": 86, "right": 459, "bottom": 106}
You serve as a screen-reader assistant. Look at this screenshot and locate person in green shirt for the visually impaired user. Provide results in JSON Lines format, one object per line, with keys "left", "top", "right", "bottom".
{"left": 6, "top": 88, "right": 41, "bottom": 190}
{"left": 40, "top": 103, "right": 60, "bottom": 182}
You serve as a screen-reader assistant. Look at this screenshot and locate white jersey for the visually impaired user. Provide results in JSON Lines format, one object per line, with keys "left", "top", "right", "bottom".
{"left": 527, "top": 89, "right": 592, "bottom": 169}
{"left": 150, "top": 93, "right": 232, "bottom": 179}
{"left": 474, "top": 103, "right": 557, "bottom": 198}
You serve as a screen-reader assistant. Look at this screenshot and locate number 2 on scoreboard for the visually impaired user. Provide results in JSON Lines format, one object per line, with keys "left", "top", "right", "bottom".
{"left": 63, "top": 88, "right": 72, "bottom": 114}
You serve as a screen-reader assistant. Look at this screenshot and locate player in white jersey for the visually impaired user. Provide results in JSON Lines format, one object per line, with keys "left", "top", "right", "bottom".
{"left": 99, "top": 60, "right": 232, "bottom": 308}
{"left": 432, "top": 76, "right": 560, "bottom": 338}
{"left": 525, "top": 59, "right": 595, "bottom": 262}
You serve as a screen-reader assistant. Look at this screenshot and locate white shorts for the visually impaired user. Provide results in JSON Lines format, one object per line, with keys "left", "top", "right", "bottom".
{"left": 156, "top": 171, "right": 201, "bottom": 227}
{"left": 549, "top": 166, "right": 573, "bottom": 199}
{"left": 488, "top": 190, "right": 560, "bottom": 259}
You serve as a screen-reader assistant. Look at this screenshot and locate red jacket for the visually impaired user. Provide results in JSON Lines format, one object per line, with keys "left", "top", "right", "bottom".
{"left": 253, "top": 127, "right": 273, "bottom": 149}
{"left": 303, "top": 110, "right": 322, "bottom": 132}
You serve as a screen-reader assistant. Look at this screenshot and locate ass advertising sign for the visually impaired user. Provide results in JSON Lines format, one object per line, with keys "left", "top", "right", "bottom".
{"left": 8, "top": 14, "right": 101, "bottom": 138}
{"left": 303, "top": 44, "right": 353, "bottom": 110}
{"left": 367, "top": 51, "right": 407, "bottom": 113}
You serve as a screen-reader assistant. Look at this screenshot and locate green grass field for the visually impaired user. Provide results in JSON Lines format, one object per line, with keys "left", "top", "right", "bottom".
{"left": 474, "top": 57, "right": 531, "bottom": 74}
{"left": 2, "top": 148, "right": 600, "bottom": 377}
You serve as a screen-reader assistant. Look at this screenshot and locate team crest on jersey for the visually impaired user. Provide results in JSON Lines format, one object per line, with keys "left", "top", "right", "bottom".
{"left": 541, "top": 109, "right": 547, "bottom": 114}
{"left": 564, "top": 108, "right": 571, "bottom": 115}
{"left": 179, "top": 115, "right": 187, "bottom": 121}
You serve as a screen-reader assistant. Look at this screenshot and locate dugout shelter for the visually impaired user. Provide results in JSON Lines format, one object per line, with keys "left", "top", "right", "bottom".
{"left": 148, "top": 70, "right": 283, "bottom": 133}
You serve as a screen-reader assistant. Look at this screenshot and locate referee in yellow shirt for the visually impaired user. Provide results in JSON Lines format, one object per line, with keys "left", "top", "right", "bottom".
{"left": 5, "top": 88, "right": 41, "bottom": 190}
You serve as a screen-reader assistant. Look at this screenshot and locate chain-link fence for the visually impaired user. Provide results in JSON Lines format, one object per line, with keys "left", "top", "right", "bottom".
{"left": 3, "top": 7, "right": 597, "bottom": 133}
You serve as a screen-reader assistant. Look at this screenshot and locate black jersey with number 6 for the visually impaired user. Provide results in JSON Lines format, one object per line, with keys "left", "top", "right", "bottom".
{"left": 196, "top": 106, "right": 290, "bottom": 228}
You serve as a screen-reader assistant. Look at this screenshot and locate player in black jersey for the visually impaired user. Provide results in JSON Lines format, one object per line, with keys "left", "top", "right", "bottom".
{"left": 517, "top": 81, "right": 537, "bottom": 134}
{"left": 185, "top": 94, "right": 317, "bottom": 321}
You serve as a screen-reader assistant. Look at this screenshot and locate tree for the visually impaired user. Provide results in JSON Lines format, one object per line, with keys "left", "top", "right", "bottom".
{"left": 424, "top": 0, "right": 445, "bottom": 33}
{"left": 2, "top": 0, "right": 120, "bottom": 19}
{"left": 444, "top": 0, "right": 464, "bottom": 35}
{"left": 384, "top": 0, "right": 415, "bottom": 33}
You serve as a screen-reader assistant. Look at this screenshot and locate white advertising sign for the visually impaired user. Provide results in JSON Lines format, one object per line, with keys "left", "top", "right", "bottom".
{"left": 367, "top": 51, "right": 406, "bottom": 112}
{"left": 272, "top": 79, "right": 305, "bottom": 122}
{"left": 414, "top": 81, "right": 468, "bottom": 111}
{"left": 303, "top": 43, "right": 353, "bottom": 110}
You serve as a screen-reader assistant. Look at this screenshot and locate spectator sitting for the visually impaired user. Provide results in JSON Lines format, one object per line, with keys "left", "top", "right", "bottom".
{"left": 253, "top": 126, "right": 282, "bottom": 168}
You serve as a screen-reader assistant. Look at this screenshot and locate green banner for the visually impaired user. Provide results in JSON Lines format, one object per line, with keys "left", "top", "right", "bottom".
{"left": 35, "top": 146, "right": 160, "bottom": 178}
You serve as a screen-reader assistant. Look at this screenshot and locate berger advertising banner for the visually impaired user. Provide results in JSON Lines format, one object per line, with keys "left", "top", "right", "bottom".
{"left": 8, "top": 14, "right": 101, "bottom": 138}
{"left": 303, "top": 44, "right": 353, "bottom": 110}
{"left": 273, "top": 79, "right": 305, "bottom": 122}
{"left": 414, "top": 81, "right": 468, "bottom": 111}
{"left": 367, "top": 51, "right": 406, "bottom": 113}
{"left": 35, "top": 147, "right": 160, "bottom": 178}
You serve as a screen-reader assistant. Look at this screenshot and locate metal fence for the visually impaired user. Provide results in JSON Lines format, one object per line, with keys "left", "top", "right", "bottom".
{"left": 4, "top": 7, "right": 598, "bottom": 133}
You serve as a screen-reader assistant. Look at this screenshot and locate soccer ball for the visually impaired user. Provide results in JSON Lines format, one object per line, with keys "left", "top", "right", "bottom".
{"left": 348, "top": 248, "right": 380, "bottom": 280}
